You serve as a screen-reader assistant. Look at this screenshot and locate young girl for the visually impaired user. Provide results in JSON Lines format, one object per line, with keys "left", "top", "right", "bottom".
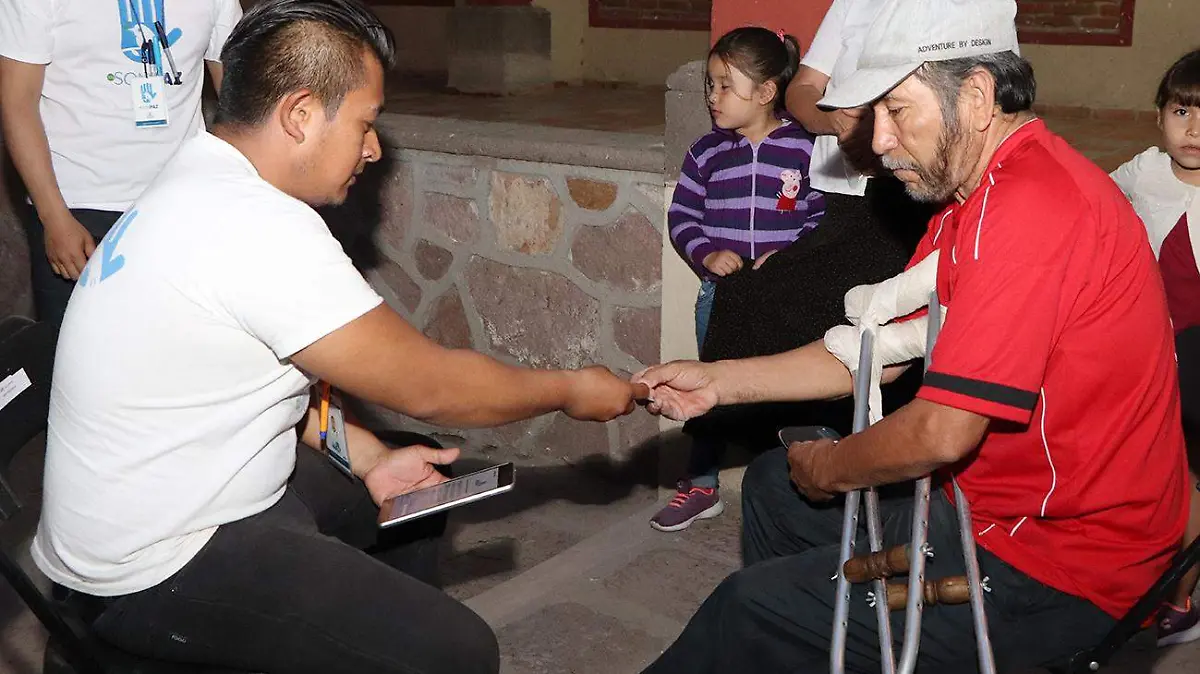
{"left": 1111, "top": 48, "right": 1200, "bottom": 647}
{"left": 657, "top": 27, "right": 825, "bottom": 532}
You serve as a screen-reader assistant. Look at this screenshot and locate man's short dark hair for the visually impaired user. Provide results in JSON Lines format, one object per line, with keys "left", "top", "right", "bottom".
{"left": 215, "top": 0, "right": 396, "bottom": 128}
{"left": 1155, "top": 48, "right": 1200, "bottom": 110}
{"left": 914, "top": 51, "right": 1037, "bottom": 117}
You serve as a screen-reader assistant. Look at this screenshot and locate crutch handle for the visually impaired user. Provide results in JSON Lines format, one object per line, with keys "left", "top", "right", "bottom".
{"left": 844, "top": 545, "right": 910, "bottom": 583}
{"left": 886, "top": 577, "right": 970, "bottom": 610}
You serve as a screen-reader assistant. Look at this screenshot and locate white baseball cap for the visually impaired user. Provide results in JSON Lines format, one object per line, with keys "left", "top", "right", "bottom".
{"left": 819, "top": 0, "right": 1020, "bottom": 110}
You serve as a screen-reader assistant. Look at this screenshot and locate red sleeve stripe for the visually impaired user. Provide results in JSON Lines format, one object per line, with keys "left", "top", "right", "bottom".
{"left": 923, "top": 372, "right": 1039, "bottom": 411}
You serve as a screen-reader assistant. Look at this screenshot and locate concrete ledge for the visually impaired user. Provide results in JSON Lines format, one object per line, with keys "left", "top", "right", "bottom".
{"left": 377, "top": 113, "right": 665, "bottom": 174}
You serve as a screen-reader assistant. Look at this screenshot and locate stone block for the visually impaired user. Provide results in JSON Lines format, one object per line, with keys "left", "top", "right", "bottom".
{"left": 665, "top": 60, "right": 712, "bottom": 179}
{"left": 423, "top": 287, "right": 472, "bottom": 349}
{"left": 489, "top": 173, "right": 563, "bottom": 255}
{"left": 425, "top": 163, "right": 479, "bottom": 189}
{"left": 0, "top": 155, "right": 31, "bottom": 318}
{"left": 376, "top": 161, "right": 414, "bottom": 255}
{"left": 448, "top": 7, "right": 553, "bottom": 95}
{"left": 375, "top": 258, "right": 423, "bottom": 314}
{"left": 566, "top": 177, "right": 619, "bottom": 211}
{"left": 634, "top": 182, "right": 666, "bottom": 215}
{"left": 414, "top": 239, "right": 453, "bottom": 280}
{"left": 491, "top": 417, "right": 540, "bottom": 450}
{"left": 534, "top": 412, "right": 611, "bottom": 464}
{"left": 497, "top": 602, "right": 667, "bottom": 674}
{"left": 424, "top": 192, "right": 481, "bottom": 245}
{"left": 612, "top": 305, "right": 660, "bottom": 366}
{"left": 571, "top": 210, "right": 662, "bottom": 293}
{"left": 616, "top": 411, "right": 661, "bottom": 464}
{"left": 464, "top": 257, "right": 600, "bottom": 369}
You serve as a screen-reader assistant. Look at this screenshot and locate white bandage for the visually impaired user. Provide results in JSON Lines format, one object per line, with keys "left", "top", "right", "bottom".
{"left": 823, "top": 318, "right": 933, "bottom": 376}
{"left": 826, "top": 250, "right": 944, "bottom": 424}
{"left": 845, "top": 250, "right": 940, "bottom": 327}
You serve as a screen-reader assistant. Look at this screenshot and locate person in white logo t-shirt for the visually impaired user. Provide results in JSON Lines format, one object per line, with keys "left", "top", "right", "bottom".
{"left": 30, "top": 1, "right": 642, "bottom": 672}
{"left": 0, "top": 0, "right": 242, "bottom": 327}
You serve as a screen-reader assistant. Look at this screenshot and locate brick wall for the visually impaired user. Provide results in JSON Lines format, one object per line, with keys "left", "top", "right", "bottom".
{"left": 1016, "top": 0, "right": 1136, "bottom": 46}
{"left": 589, "top": 0, "right": 711, "bottom": 31}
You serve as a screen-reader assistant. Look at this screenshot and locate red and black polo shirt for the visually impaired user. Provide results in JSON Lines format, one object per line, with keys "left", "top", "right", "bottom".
{"left": 909, "top": 119, "right": 1189, "bottom": 619}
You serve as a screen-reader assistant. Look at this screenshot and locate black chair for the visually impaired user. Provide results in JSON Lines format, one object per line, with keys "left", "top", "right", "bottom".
{"left": 1050, "top": 534, "right": 1200, "bottom": 673}
{"left": 0, "top": 315, "right": 254, "bottom": 674}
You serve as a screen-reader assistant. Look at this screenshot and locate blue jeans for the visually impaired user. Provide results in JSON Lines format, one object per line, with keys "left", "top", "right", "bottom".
{"left": 691, "top": 279, "right": 721, "bottom": 488}
{"left": 695, "top": 280, "right": 717, "bottom": 351}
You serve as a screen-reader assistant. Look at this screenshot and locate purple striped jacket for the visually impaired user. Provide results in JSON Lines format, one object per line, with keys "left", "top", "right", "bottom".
{"left": 668, "top": 118, "right": 825, "bottom": 278}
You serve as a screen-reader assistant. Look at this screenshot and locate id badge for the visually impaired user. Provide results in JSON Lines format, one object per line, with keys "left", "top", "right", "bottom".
{"left": 130, "top": 76, "right": 170, "bottom": 128}
{"left": 324, "top": 389, "right": 353, "bottom": 478}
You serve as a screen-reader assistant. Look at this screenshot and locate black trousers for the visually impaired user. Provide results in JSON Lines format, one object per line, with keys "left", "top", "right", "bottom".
{"left": 61, "top": 432, "right": 499, "bottom": 674}
{"left": 643, "top": 448, "right": 1115, "bottom": 674}
{"left": 21, "top": 207, "right": 122, "bottom": 329}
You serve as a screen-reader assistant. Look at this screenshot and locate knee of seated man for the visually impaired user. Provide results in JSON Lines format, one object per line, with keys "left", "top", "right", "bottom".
{"left": 742, "top": 447, "right": 790, "bottom": 498}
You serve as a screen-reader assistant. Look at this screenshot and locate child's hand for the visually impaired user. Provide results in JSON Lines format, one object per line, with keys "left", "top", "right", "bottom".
{"left": 752, "top": 250, "right": 777, "bottom": 270}
{"left": 703, "top": 250, "right": 744, "bottom": 276}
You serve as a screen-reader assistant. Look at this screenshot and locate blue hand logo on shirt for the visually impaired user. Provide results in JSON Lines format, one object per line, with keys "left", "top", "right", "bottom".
{"left": 140, "top": 81, "right": 157, "bottom": 104}
{"left": 78, "top": 210, "right": 138, "bottom": 288}
{"left": 118, "top": 0, "right": 182, "bottom": 69}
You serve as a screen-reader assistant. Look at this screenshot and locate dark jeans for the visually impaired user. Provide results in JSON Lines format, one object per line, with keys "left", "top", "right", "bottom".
{"left": 643, "top": 448, "right": 1115, "bottom": 674}
{"left": 22, "top": 206, "right": 122, "bottom": 329}
{"left": 60, "top": 432, "right": 500, "bottom": 674}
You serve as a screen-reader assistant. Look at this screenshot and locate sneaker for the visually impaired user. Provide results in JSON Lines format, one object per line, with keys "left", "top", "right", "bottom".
{"left": 1157, "top": 598, "right": 1200, "bottom": 647}
{"left": 650, "top": 480, "right": 725, "bottom": 532}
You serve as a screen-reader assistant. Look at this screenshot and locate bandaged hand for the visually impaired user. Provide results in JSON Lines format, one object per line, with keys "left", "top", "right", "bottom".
{"left": 845, "top": 250, "right": 940, "bottom": 326}
{"left": 823, "top": 318, "right": 932, "bottom": 375}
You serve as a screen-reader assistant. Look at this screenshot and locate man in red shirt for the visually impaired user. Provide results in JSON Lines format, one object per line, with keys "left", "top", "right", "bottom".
{"left": 636, "top": 0, "right": 1190, "bottom": 672}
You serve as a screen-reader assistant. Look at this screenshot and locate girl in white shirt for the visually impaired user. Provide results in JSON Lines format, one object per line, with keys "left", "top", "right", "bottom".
{"left": 1111, "top": 47, "right": 1200, "bottom": 648}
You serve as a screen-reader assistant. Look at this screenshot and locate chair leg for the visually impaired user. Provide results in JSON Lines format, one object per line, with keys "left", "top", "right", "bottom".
{"left": 0, "top": 553, "right": 103, "bottom": 674}
{"left": 1056, "top": 535, "right": 1200, "bottom": 673}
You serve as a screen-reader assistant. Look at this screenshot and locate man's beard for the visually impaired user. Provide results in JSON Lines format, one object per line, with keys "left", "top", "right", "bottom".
{"left": 881, "top": 117, "right": 963, "bottom": 203}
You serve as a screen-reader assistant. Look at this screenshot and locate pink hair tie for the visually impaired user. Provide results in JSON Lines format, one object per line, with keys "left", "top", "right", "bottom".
{"left": 776, "top": 29, "right": 787, "bottom": 42}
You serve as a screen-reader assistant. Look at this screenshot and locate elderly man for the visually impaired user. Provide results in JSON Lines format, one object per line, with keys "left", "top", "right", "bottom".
{"left": 637, "top": 0, "right": 1189, "bottom": 672}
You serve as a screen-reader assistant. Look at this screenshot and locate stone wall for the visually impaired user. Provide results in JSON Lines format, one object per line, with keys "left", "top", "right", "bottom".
{"left": 0, "top": 137, "right": 34, "bottom": 319}
{"left": 344, "top": 123, "right": 666, "bottom": 467}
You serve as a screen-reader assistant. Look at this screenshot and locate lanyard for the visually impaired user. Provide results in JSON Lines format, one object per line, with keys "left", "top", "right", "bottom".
{"left": 128, "top": 1, "right": 183, "bottom": 85}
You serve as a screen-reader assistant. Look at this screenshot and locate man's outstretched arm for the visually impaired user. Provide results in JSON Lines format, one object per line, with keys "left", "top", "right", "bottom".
{"left": 292, "top": 304, "right": 638, "bottom": 429}
{"left": 637, "top": 338, "right": 910, "bottom": 421}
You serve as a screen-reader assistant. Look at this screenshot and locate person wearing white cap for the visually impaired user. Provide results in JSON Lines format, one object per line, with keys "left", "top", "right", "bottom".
{"left": 636, "top": 0, "right": 1190, "bottom": 671}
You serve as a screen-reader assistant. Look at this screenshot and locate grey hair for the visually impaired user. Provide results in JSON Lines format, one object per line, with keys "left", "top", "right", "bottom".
{"left": 913, "top": 51, "right": 1037, "bottom": 119}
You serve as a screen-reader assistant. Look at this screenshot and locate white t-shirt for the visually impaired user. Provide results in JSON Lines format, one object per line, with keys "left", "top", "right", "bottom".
{"left": 30, "top": 132, "right": 384, "bottom": 596}
{"left": 1111, "top": 147, "right": 1199, "bottom": 257}
{"left": 0, "top": 0, "right": 242, "bottom": 211}
{"left": 799, "top": 0, "right": 883, "bottom": 197}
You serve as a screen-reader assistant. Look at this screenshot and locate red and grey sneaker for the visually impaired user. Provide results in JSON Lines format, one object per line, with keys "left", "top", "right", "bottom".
{"left": 650, "top": 480, "right": 724, "bottom": 532}
{"left": 1157, "top": 598, "right": 1200, "bottom": 647}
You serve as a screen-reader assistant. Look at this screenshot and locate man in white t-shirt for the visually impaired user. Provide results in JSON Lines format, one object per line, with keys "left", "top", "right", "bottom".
{"left": 785, "top": 0, "right": 937, "bottom": 231}
{"left": 30, "top": 1, "right": 642, "bottom": 672}
{"left": 788, "top": 0, "right": 879, "bottom": 198}
{"left": 0, "top": 0, "right": 242, "bottom": 327}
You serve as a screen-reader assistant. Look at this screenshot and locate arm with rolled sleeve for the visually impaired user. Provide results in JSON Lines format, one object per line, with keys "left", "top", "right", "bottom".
{"left": 799, "top": 0, "right": 850, "bottom": 78}
{"left": 204, "top": 0, "right": 244, "bottom": 93}
{"left": 668, "top": 148, "right": 717, "bottom": 277}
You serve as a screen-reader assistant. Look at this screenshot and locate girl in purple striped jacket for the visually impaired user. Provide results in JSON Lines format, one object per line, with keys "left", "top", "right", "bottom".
{"left": 654, "top": 27, "right": 826, "bottom": 532}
